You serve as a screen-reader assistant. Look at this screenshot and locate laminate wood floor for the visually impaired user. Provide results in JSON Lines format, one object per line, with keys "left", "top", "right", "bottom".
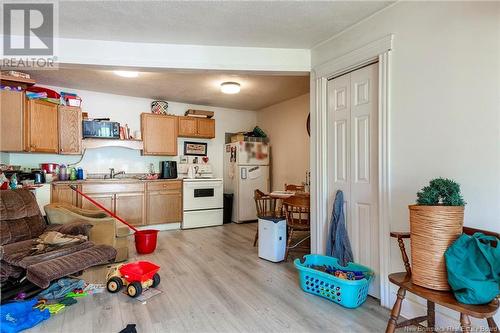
{"left": 28, "top": 223, "right": 390, "bottom": 333}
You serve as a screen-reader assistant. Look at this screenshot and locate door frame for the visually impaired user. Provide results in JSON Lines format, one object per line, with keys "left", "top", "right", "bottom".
{"left": 310, "top": 34, "right": 393, "bottom": 307}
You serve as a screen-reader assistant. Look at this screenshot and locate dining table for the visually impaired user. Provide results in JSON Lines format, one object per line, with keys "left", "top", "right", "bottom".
{"left": 267, "top": 190, "right": 310, "bottom": 217}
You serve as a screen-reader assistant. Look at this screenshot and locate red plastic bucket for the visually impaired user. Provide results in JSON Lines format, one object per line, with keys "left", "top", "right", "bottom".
{"left": 134, "top": 230, "right": 159, "bottom": 254}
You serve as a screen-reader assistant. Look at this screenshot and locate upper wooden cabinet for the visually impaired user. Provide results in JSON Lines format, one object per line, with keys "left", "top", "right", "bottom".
{"left": 178, "top": 116, "right": 215, "bottom": 139}
{"left": 58, "top": 106, "right": 82, "bottom": 154}
{"left": 141, "top": 113, "right": 178, "bottom": 156}
{"left": 25, "top": 99, "right": 59, "bottom": 153}
{"left": 197, "top": 118, "right": 216, "bottom": 138}
{"left": 178, "top": 116, "right": 197, "bottom": 136}
{"left": 0, "top": 90, "right": 24, "bottom": 152}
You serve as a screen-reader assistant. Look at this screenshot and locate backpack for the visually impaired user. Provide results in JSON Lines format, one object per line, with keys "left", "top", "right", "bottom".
{"left": 445, "top": 232, "right": 500, "bottom": 305}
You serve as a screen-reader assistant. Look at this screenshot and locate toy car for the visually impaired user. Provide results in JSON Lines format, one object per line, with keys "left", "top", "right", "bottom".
{"left": 106, "top": 261, "right": 160, "bottom": 298}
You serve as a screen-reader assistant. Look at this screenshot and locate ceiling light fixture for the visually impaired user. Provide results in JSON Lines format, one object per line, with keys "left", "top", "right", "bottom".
{"left": 114, "top": 70, "right": 139, "bottom": 78}
{"left": 220, "top": 82, "right": 241, "bottom": 94}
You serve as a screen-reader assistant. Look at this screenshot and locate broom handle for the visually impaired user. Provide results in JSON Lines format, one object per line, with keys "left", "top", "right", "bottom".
{"left": 69, "top": 185, "right": 139, "bottom": 232}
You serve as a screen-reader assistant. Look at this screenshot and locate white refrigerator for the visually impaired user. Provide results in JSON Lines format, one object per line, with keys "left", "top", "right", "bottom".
{"left": 224, "top": 141, "right": 270, "bottom": 223}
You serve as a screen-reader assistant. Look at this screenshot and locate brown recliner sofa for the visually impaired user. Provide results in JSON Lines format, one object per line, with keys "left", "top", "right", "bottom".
{"left": 0, "top": 189, "right": 117, "bottom": 289}
{"left": 44, "top": 203, "right": 129, "bottom": 262}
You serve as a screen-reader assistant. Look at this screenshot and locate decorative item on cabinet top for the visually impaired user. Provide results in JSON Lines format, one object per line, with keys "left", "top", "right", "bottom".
{"left": 184, "top": 109, "right": 214, "bottom": 118}
{"left": 151, "top": 101, "right": 169, "bottom": 115}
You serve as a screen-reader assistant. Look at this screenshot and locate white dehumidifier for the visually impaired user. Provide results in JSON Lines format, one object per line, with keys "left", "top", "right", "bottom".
{"left": 258, "top": 217, "right": 286, "bottom": 262}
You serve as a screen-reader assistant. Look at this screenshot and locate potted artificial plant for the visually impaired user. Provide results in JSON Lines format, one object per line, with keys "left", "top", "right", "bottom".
{"left": 409, "top": 178, "right": 465, "bottom": 291}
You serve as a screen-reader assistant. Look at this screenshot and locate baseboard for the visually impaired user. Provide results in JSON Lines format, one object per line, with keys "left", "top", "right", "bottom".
{"left": 137, "top": 223, "right": 181, "bottom": 231}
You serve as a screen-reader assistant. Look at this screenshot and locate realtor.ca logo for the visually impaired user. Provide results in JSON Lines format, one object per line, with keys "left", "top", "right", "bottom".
{"left": 2, "top": 2, "right": 58, "bottom": 69}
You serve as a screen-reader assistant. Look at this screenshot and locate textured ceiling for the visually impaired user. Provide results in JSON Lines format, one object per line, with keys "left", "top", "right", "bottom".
{"left": 58, "top": 1, "right": 393, "bottom": 48}
{"left": 25, "top": 67, "right": 309, "bottom": 110}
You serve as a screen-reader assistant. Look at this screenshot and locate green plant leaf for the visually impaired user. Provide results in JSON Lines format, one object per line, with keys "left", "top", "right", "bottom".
{"left": 416, "top": 178, "right": 465, "bottom": 206}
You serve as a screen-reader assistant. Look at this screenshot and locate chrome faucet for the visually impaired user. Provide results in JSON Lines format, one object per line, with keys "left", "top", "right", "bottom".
{"left": 108, "top": 168, "right": 125, "bottom": 179}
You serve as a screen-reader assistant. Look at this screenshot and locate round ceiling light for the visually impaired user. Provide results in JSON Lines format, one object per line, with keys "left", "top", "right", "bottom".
{"left": 114, "top": 70, "right": 139, "bottom": 78}
{"left": 220, "top": 82, "right": 241, "bottom": 94}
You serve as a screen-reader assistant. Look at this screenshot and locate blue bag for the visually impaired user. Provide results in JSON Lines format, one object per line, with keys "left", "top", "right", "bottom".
{"left": 445, "top": 232, "right": 500, "bottom": 305}
{"left": 0, "top": 299, "right": 50, "bottom": 333}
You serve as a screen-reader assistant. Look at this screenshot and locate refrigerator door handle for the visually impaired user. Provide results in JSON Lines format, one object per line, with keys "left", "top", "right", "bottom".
{"left": 241, "top": 167, "right": 247, "bottom": 179}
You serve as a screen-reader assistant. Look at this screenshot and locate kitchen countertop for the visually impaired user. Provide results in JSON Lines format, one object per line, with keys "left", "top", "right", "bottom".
{"left": 52, "top": 178, "right": 183, "bottom": 184}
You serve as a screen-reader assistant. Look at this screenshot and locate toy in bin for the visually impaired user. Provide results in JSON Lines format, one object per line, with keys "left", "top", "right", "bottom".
{"left": 106, "top": 261, "right": 160, "bottom": 298}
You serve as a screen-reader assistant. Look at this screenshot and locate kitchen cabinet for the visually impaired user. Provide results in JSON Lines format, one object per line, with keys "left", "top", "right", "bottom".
{"left": 80, "top": 193, "right": 114, "bottom": 213}
{"left": 51, "top": 180, "right": 182, "bottom": 226}
{"left": 178, "top": 117, "right": 197, "bottom": 137}
{"left": 80, "top": 182, "right": 145, "bottom": 225}
{"left": 0, "top": 90, "right": 25, "bottom": 152}
{"left": 51, "top": 183, "right": 81, "bottom": 206}
{"left": 141, "top": 113, "right": 178, "bottom": 156}
{"left": 58, "top": 106, "right": 82, "bottom": 154}
{"left": 178, "top": 116, "right": 215, "bottom": 139}
{"left": 146, "top": 181, "right": 182, "bottom": 224}
{"left": 25, "top": 99, "right": 59, "bottom": 153}
{"left": 197, "top": 118, "right": 216, "bottom": 138}
{"left": 115, "top": 192, "right": 144, "bottom": 226}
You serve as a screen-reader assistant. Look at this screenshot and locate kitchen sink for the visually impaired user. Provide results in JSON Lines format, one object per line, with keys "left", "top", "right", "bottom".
{"left": 86, "top": 177, "right": 140, "bottom": 181}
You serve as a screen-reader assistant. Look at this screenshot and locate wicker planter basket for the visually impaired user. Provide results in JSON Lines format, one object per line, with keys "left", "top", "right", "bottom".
{"left": 409, "top": 205, "right": 464, "bottom": 291}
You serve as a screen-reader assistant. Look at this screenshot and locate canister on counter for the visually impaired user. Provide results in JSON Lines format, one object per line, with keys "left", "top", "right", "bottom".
{"left": 77, "top": 168, "right": 84, "bottom": 180}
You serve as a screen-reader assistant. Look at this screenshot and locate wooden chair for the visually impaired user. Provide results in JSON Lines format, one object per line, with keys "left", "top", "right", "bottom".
{"left": 285, "top": 183, "right": 305, "bottom": 192}
{"left": 282, "top": 195, "right": 310, "bottom": 261}
{"left": 386, "top": 226, "right": 499, "bottom": 333}
{"left": 253, "top": 189, "right": 279, "bottom": 247}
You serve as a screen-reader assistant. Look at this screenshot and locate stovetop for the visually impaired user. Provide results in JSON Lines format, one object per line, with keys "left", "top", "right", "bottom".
{"left": 181, "top": 177, "right": 223, "bottom": 182}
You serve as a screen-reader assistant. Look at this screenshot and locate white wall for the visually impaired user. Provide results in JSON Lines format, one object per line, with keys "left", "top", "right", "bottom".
{"left": 257, "top": 94, "right": 310, "bottom": 190}
{"left": 312, "top": 1, "right": 500, "bottom": 327}
{"left": 1, "top": 35, "right": 309, "bottom": 72}
{"left": 0, "top": 152, "right": 9, "bottom": 164}
{"left": 54, "top": 38, "right": 310, "bottom": 72}
{"left": 6, "top": 86, "right": 257, "bottom": 178}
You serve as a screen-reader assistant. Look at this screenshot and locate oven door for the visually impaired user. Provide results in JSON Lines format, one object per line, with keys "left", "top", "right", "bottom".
{"left": 183, "top": 180, "right": 223, "bottom": 211}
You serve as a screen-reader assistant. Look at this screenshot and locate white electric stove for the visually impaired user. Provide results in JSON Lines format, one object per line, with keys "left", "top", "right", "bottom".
{"left": 178, "top": 164, "right": 224, "bottom": 229}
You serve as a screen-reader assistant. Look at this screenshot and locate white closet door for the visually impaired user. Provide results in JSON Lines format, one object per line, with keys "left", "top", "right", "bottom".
{"left": 328, "top": 63, "right": 380, "bottom": 298}
{"left": 328, "top": 72, "right": 351, "bottom": 225}
{"left": 350, "top": 64, "right": 379, "bottom": 298}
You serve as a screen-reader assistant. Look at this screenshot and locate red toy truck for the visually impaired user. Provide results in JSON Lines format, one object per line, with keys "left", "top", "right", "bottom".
{"left": 106, "top": 261, "right": 160, "bottom": 297}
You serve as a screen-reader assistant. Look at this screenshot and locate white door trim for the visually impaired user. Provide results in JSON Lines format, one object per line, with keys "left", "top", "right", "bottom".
{"left": 310, "top": 34, "right": 393, "bottom": 308}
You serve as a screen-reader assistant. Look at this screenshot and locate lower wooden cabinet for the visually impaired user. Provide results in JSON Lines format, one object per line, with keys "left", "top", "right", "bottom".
{"left": 80, "top": 193, "right": 114, "bottom": 213}
{"left": 146, "top": 180, "right": 182, "bottom": 224}
{"left": 115, "top": 192, "right": 144, "bottom": 226}
{"left": 51, "top": 180, "right": 182, "bottom": 226}
{"left": 51, "top": 183, "right": 81, "bottom": 206}
{"left": 147, "top": 190, "right": 182, "bottom": 224}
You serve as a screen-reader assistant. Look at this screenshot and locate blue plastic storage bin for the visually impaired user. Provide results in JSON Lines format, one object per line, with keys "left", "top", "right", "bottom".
{"left": 294, "top": 254, "right": 374, "bottom": 308}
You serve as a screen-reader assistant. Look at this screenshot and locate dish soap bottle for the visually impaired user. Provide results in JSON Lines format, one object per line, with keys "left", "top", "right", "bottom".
{"left": 9, "top": 173, "right": 17, "bottom": 189}
{"left": 69, "top": 167, "right": 77, "bottom": 181}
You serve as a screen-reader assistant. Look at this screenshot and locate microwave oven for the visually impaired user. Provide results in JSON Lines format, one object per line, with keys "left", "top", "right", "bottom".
{"left": 82, "top": 120, "right": 120, "bottom": 139}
